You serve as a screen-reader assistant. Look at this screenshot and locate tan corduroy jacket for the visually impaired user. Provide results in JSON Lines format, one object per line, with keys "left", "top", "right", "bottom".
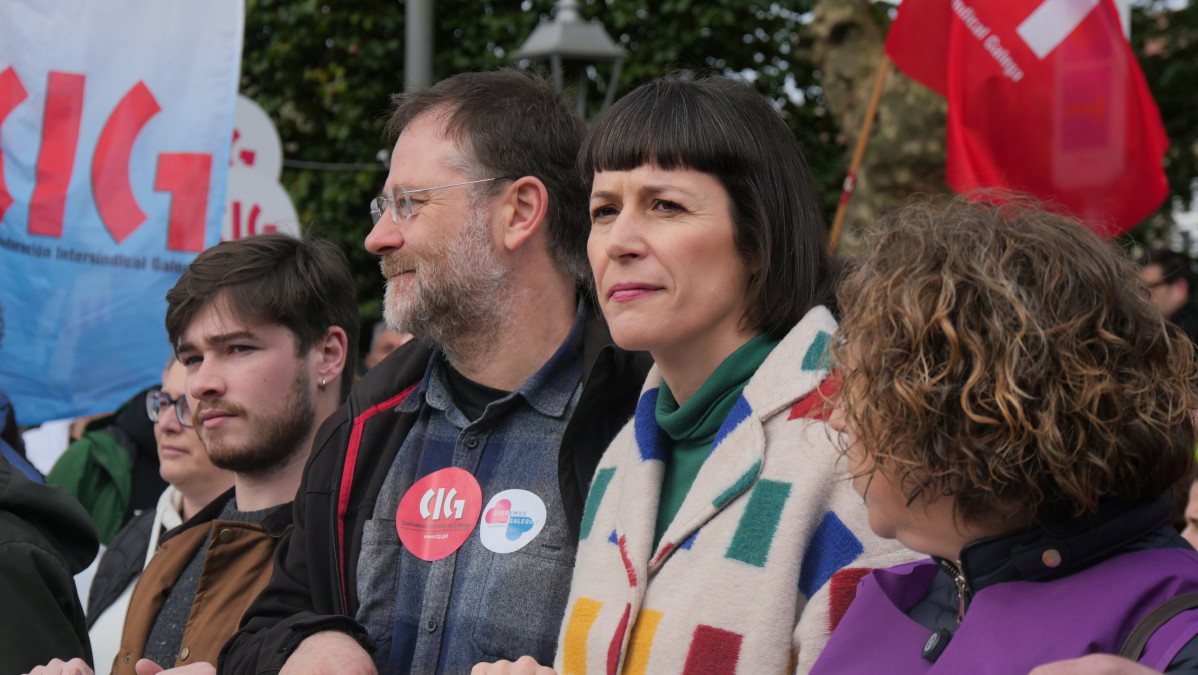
{"left": 112, "top": 490, "right": 292, "bottom": 673}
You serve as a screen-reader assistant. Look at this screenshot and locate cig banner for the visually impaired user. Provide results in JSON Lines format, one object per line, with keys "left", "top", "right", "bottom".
{"left": 0, "top": 1, "right": 244, "bottom": 425}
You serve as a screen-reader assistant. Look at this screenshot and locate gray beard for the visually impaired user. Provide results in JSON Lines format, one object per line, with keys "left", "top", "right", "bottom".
{"left": 381, "top": 206, "right": 513, "bottom": 361}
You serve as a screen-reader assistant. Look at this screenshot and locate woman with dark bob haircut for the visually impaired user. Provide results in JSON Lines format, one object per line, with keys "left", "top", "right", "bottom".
{"left": 812, "top": 195, "right": 1198, "bottom": 674}
{"left": 475, "top": 76, "right": 911, "bottom": 675}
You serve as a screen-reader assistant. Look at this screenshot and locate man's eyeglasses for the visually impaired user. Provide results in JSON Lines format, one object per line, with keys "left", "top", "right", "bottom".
{"left": 369, "top": 177, "right": 508, "bottom": 224}
{"left": 146, "top": 389, "right": 193, "bottom": 428}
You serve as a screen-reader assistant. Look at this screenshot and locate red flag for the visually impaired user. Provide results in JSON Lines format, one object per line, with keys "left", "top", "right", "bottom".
{"left": 885, "top": 0, "right": 1169, "bottom": 237}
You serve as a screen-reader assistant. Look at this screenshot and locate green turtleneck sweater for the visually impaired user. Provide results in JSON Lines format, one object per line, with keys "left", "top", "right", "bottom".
{"left": 653, "top": 333, "right": 779, "bottom": 547}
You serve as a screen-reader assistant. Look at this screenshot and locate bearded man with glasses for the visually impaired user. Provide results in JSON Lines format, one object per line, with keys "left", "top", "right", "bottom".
{"left": 223, "top": 70, "right": 651, "bottom": 675}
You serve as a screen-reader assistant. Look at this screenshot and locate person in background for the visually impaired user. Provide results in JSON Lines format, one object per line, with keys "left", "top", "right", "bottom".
{"left": 46, "top": 383, "right": 167, "bottom": 546}
{"left": 21, "top": 411, "right": 112, "bottom": 480}
{"left": 361, "top": 320, "right": 413, "bottom": 371}
{"left": 1178, "top": 469, "right": 1198, "bottom": 551}
{"left": 0, "top": 436, "right": 98, "bottom": 672}
{"left": 27, "top": 231, "right": 358, "bottom": 675}
{"left": 2, "top": 390, "right": 43, "bottom": 481}
{"left": 85, "top": 357, "right": 235, "bottom": 672}
{"left": 1140, "top": 247, "right": 1198, "bottom": 346}
{"left": 814, "top": 196, "right": 1198, "bottom": 674}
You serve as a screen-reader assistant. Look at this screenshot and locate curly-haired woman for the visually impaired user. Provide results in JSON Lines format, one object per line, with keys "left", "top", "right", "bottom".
{"left": 814, "top": 196, "right": 1198, "bottom": 674}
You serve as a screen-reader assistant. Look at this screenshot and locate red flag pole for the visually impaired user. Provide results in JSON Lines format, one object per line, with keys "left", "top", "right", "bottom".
{"left": 829, "top": 53, "right": 891, "bottom": 252}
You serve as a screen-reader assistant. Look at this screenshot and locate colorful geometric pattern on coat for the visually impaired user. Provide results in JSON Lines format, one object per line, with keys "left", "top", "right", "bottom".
{"left": 557, "top": 307, "right": 919, "bottom": 674}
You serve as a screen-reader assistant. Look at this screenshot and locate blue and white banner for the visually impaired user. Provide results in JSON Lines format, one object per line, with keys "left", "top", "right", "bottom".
{"left": 0, "top": 1, "right": 244, "bottom": 425}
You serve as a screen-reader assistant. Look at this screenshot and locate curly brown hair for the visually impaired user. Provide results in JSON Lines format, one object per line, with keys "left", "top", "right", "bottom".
{"left": 835, "top": 195, "right": 1198, "bottom": 527}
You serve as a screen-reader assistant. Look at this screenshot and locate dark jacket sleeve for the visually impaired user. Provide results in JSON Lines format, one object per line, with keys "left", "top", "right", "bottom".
{"left": 219, "top": 407, "right": 372, "bottom": 674}
{"left": 1167, "top": 634, "right": 1198, "bottom": 673}
{"left": 0, "top": 540, "right": 93, "bottom": 673}
{"left": 87, "top": 508, "right": 156, "bottom": 626}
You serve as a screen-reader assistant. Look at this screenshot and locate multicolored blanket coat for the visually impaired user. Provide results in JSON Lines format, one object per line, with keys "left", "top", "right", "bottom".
{"left": 555, "top": 306, "right": 917, "bottom": 674}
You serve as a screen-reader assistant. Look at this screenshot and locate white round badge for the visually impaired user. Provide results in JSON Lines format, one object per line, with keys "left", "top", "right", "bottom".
{"left": 479, "top": 489, "right": 547, "bottom": 554}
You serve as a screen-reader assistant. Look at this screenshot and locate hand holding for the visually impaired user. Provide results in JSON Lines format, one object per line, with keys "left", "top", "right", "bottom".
{"left": 24, "top": 658, "right": 94, "bottom": 675}
{"left": 1028, "top": 654, "right": 1161, "bottom": 675}
{"left": 470, "top": 655, "right": 558, "bottom": 675}
{"left": 278, "top": 631, "right": 377, "bottom": 675}
{"left": 133, "top": 659, "right": 216, "bottom": 675}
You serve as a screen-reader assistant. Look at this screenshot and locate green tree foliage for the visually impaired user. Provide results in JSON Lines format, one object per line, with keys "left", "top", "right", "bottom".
{"left": 240, "top": 0, "right": 844, "bottom": 343}
{"left": 242, "top": 0, "right": 1198, "bottom": 331}
{"left": 1133, "top": 1, "right": 1198, "bottom": 212}
{"left": 571, "top": 0, "right": 845, "bottom": 214}
{"left": 1099, "top": 1, "right": 1198, "bottom": 249}
{"left": 241, "top": 0, "right": 404, "bottom": 331}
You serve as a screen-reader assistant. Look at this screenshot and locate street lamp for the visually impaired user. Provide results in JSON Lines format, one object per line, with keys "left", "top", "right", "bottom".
{"left": 512, "top": 0, "right": 626, "bottom": 118}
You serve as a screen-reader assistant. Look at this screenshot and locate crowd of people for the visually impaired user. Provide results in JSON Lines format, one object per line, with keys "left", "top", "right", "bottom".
{"left": 5, "top": 69, "right": 1198, "bottom": 675}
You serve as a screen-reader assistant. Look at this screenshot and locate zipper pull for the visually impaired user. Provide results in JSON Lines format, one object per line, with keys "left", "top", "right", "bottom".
{"left": 936, "top": 557, "right": 973, "bottom": 624}
{"left": 953, "top": 567, "right": 969, "bottom": 624}
{"left": 950, "top": 559, "right": 974, "bottom": 624}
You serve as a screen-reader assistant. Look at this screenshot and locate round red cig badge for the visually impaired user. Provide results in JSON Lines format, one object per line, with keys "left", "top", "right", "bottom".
{"left": 395, "top": 467, "right": 482, "bottom": 561}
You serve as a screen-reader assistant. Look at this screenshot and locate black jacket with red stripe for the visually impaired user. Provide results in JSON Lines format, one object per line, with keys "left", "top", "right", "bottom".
{"left": 219, "top": 308, "right": 651, "bottom": 673}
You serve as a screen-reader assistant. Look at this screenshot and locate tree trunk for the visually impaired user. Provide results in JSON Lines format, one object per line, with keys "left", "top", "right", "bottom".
{"left": 806, "top": 0, "right": 951, "bottom": 252}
